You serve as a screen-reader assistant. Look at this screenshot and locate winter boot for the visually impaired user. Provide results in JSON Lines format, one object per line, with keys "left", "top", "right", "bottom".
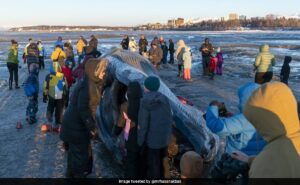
{"left": 15, "top": 81, "right": 20, "bottom": 89}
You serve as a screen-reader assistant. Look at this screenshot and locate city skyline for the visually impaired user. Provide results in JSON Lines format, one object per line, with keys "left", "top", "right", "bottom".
{"left": 0, "top": 0, "right": 299, "bottom": 27}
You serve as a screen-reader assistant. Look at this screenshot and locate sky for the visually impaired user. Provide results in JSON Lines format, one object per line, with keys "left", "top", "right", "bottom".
{"left": 0, "top": 0, "right": 299, "bottom": 27}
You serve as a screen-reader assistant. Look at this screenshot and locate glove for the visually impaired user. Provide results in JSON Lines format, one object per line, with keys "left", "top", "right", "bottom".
{"left": 43, "top": 95, "right": 48, "bottom": 103}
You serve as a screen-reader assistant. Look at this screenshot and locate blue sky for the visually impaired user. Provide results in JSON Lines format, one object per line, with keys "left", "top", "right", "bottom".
{"left": 0, "top": 0, "right": 298, "bottom": 27}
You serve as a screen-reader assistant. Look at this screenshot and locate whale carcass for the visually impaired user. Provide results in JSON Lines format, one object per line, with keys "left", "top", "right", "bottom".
{"left": 95, "top": 49, "right": 220, "bottom": 163}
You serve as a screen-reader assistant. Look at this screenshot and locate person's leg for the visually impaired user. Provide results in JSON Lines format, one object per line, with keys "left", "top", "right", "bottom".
{"left": 263, "top": 72, "right": 273, "bottom": 83}
{"left": 170, "top": 52, "right": 174, "bottom": 64}
{"left": 67, "top": 142, "right": 93, "bottom": 178}
{"left": 255, "top": 72, "right": 265, "bottom": 84}
{"left": 7, "top": 63, "right": 13, "bottom": 89}
{"left": 202, "top": 57, "right": 206, "bottom": 76}
{"left": 147, "top": 148, "right": 161, "bottom": 179}
{"left": 188, "top": 69, "right": 191, "bottom": 80}
{"left": 55, "top": 99, "right": 64, "bottom": 125}
{"left": 160, "top": 147, "right": 168, "bottom": 178}
{"left": 46, "top": 97, "right": 55, "bottom": 123}
{"left": 13, "top": 64, "right": 19, "bottom": 88}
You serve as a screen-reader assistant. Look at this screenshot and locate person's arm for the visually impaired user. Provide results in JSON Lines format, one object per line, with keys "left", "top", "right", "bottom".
{"left": 206, "top": 106, "right": 246, "bottom": 137}
{"left": 254, "top": 54, "right": 262, "bottom": 68}
{"left": 43, "top": 75, "right": 50, "bottom": 102}
{"left": 137, "top": 100, "right": 150, "bottom": 146}
{"left": 271, "top": 56, "right": 275, "bottom": 66}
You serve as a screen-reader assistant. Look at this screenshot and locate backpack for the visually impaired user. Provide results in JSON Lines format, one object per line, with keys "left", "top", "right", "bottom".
{"left": 27, "top": 43, "right": 39, "bottom": 57}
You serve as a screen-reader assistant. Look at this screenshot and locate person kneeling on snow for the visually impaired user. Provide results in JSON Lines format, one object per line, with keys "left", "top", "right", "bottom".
{"left": 138, "top": 76, "right": 173, "bottom": 179}
{"left": 206, "top": 82, "right": 266, "bottom": 156}
{"left": 43, "top": 62, "right": 68, "bottom": 129}
{"left": 232, "top": 82, "right": 300, "bottom": 178}
{"left": 24, "top": 63, "right": 39, "bottom": 124}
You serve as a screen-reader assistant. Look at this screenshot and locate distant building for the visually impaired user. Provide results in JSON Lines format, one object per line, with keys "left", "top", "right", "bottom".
{"left": 239, "top": 15, "right": 247, "bottom": 21}
{"left": 220, "top": 17, "right": 225, "bottom": 21}
{"left": 175, "top": 18, "right": 185, "bottom": 27}
{"left": 229, "top": 13, "right": 239, "bottom": 20}
{"left": 167, "top": 19, "right": 176, "bottom": 27}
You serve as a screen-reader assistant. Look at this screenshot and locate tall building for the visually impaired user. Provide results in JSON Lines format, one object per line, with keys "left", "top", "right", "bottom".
{"left": 167, "top": 19, "right": 176, "bottom": 27}
{"left": 175, "top": 18, "right": 185, "bottom": 27}
{"left": 229, "top": 13, "right": 239, "bottom": 20}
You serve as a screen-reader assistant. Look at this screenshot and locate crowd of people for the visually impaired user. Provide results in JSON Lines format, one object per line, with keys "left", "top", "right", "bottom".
{"left": 5, "top": 32, "right": 300, "bottom": 179}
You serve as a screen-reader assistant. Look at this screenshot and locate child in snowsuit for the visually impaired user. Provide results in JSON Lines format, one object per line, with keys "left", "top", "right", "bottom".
{"left": 209, "top": 54, "right": 218, "bottom": 80}
{"left": 216, "top": 47, "right": 224, "bottom": 75}
{"left": 24, "top": 63, "right": 39, "bottom": 124}
{"left": 183, "top": 47, "right": 192, "bottom": 81}
{"left": 43, "top": 62, "right": 68, "bottom": 128}
{"left": 280, "top": 56, "right": 292, "bottom": 85}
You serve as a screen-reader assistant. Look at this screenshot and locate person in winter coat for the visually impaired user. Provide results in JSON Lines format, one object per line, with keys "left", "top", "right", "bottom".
{"left": 89, "top": 35, "right": 98, "bottom": 50}
{"left": 7, "top": 40, "right": 20, "bottom": 90}
{"left": 23, "top": 38, "right": 33, "bottom": 64}
{"left": 62, "top": 60, "right": 75, "bottom": 108}
{"left": 73, "top": 46, "right": 98, "bottom": 81}
{"left": 216, "top": 47, "right": 224, "bottom": 75}
{"left": 51, "top": 45, "right": 66, "bottom": 68}
{"left": 129, "top": 37, "right": 138, "bottom": 52}
{"left": 254, "top": 44, "right": 276, "bottom": 84}
{"left": 43, "top": 62, "right": 68, "bottom": 127}
{"left": 121, "top": 35, "right": 129, "bottom": 50}
{"left": 24, "top": 63, "right": 39, "bottom": 124}
{"left": 206, "top": 82, "right": 266, "bottom": 156}
{"left": 138, "top": 34, "right": 148, "bottom": 55}
{"left": 114, "top": 82, "right": 143, "bottom": 178}
{"left": 76, "top": 36, "right": 87, "bottom": 65}
{"left": 169, "top": 39, "right": 175, "bottom": 64}
{"left": 200, "top": 38, "right": 213, "bottom": 76}
{"left": 209, "top": 54, "right": 218, "bottom": 80}
{"left": 54, "top": 36, "right": 64, "bottom": 50}
{"left": 60, "top": 58, "right": 108, "bottom": 178}
{"left": 37, "top": 40, "right": 46, "bottom": 70}
{"left": 138, "top": 76, "right": 173, "bottom": 179}
{"left": 175, "top": 40, "right": 186, "bottom": 77}
{"left": 26, "top": 41, "right": 40, "bottom": 73}
{"left": 160, "top": 37, "right": 168, "bottom": 65}
{"left": 233, "top": 82, "right": 300, "bottom": 178}
{"left": 148, "top": 42, "right": 163, "bottom": 70}
{"left": 64, "top": 42, "right": 75, "bottom": 69}
{"left": 183, "top": 47, "right": 192, "bottom": 81}
{"left": 280, "top": 56, "right": 292, "bottom": 85}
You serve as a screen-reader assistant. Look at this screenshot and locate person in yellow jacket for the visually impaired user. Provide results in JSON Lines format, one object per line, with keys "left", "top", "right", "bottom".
{"left": 43, "top": 62, "right": 68, "bottom": 128}
{"left": 51, "top": 45, "right": 66, "bottom": 68}
{"left": 7, "top": 40, "right": 20, "bottom": 90}
{"left": 232, "top": 82, "right": 300, "bottom": 178}
{"left": 76, "top": 36, "right": 87, "bottom": 65}
{"left": 254, "top": 44, "right": 275, "bottom": 84}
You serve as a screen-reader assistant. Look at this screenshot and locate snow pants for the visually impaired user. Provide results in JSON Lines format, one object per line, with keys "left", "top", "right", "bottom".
{"left": 46, "top": 97, "right": 64, "bottom": 124}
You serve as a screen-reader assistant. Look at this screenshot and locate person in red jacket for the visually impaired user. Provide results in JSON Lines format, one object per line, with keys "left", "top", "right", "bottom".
{"left": 209, "top": 54, "right": 218, "bottom": 80}
{"left": 62, "top": 60, "right": 75, "bottom": 108}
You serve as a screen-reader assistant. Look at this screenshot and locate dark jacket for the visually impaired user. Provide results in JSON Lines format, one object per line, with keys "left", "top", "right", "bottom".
{"left": 148, "top": 47, "right": 163, "bottom": 65}
{"left": 161, "top": 42, "right": 168, "bottom": 57}
{"left": 89, "top": 37, "right": 98, "bottom": 50}
{"left": 60, "top": 60, "right": 105, "bottom": 144}
{"left": 138, "top": 91, "right": 172, "bottom": 149}
{"left": 280, "top": 57, "right": 291, "bottom": 82}
{"left": 121, "top": 38, "right": 129, "bottom": 50}
{"left": 200, "top": 43, "right": 213, "bottom": 57}
{"left": 139, "top": 38, "right": 148, "bottom": 53}
{"left": 169, "top": 42, "right": 175, "bottom": 53}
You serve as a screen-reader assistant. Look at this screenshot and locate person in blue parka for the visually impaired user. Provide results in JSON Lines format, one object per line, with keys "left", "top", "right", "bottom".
{"left": 205, "top": 82, "right": 266, "bottom": 156}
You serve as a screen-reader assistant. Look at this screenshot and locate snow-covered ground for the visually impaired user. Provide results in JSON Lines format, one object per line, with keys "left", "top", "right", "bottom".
{"left": 0, "top": 31, "right": 299, "bottom": 178}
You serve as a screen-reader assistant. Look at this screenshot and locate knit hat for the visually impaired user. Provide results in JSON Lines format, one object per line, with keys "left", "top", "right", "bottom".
{"left": 144, "top": 76, "right": 160, "bottom": 92}
{"left": 180, "top": 151, "right": 204, "bottom": 178}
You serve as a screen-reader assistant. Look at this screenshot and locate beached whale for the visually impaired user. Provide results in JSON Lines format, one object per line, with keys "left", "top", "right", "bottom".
{"left": 95, "top": 48, "right": 219, "bottom": 163}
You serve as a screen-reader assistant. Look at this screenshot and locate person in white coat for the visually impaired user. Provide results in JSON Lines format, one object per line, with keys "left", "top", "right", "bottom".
{"left": 129, "top": 37, "right": 138, "bottom": 52}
